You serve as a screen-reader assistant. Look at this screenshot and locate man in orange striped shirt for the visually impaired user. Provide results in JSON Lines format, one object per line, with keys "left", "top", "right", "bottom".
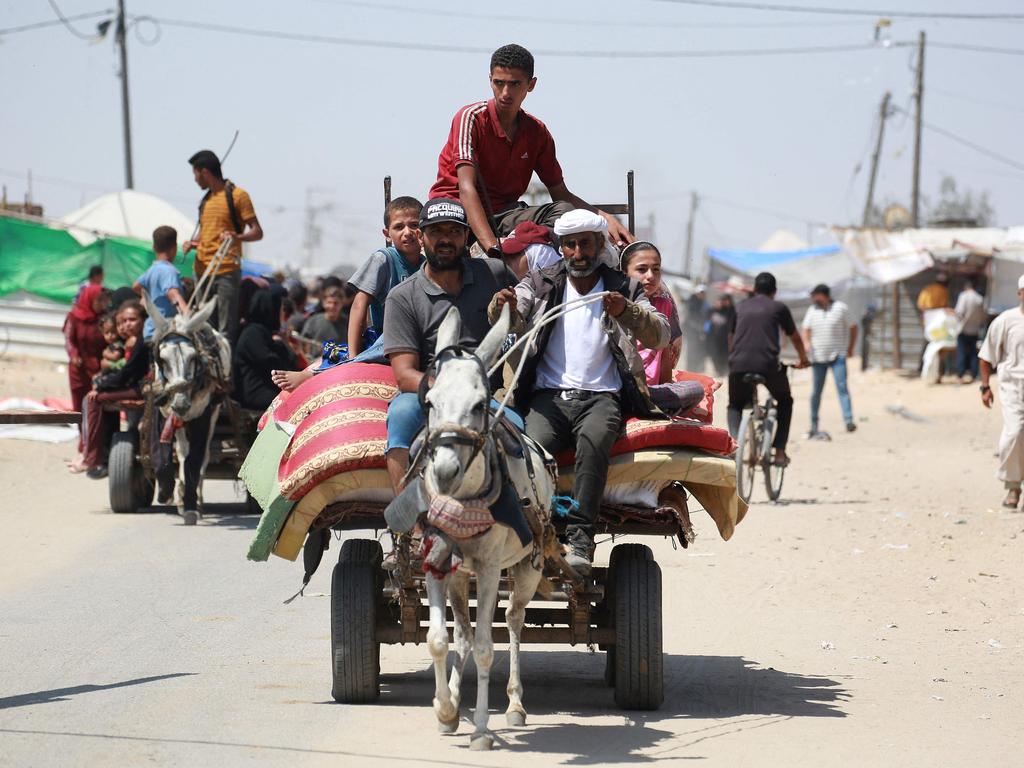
{"left": 183, "top": 150, "right": 263, "bottom": 343}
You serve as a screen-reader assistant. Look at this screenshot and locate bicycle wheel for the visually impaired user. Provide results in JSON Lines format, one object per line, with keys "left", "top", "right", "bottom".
{"left": 735, "top": 411, "right": 758, "bottom": 504}
{"left": 762, "top": 411, "right": 785, "bottom": 501}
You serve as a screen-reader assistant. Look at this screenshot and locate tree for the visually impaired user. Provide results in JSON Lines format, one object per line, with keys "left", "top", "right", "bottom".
{"left": 926, "top": 175, "right": 995, "bottom": 226}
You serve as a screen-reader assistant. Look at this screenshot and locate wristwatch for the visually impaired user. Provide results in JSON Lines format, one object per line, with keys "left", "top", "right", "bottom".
{"left": 980, "top": 384, "right": 992, "bottom": 393}
{"left": 486, "top": 245, "right": 504, "bottom": 260}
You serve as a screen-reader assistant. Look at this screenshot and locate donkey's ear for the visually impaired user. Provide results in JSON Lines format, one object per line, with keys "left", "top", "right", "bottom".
{"left": 435, "top": 306, "right": 461, "bottom": 355}
{"left": 142, "top": 290, "right": 169, "bottom": 341}
{"left": 475, "top": 303, "right": 510, "bottom": 370}
{"left": 183, "top": 297, "right": 217, "bottom": 335}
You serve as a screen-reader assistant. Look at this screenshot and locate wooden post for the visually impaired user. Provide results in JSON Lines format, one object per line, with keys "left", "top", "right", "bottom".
{"left": 892, "top": 281, "right": 902, "bottom": 369}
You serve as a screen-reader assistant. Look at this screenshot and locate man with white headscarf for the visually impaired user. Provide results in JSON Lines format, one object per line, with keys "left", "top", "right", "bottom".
{"left": 489, "top": 210, "right": 670, "bottom": 574}
{"left": 979, "top": 274, "right": 1024, "bottom": 508}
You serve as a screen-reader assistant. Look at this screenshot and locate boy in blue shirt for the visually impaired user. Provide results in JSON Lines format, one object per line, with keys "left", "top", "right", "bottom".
{"left": 346, "top": 196, "right": 424, "bottom": 356}
{"left": 134, "top": 226, "right": 188, "bottom": 340}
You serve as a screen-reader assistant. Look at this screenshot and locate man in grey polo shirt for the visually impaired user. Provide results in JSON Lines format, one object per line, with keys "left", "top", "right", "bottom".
{"left": 382, "top": 197, "right": 519, "bottom": 492}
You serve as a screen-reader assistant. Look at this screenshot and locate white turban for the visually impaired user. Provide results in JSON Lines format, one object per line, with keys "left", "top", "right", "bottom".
{"left": 552, "top": 209, "right": 608, "bottom": 237}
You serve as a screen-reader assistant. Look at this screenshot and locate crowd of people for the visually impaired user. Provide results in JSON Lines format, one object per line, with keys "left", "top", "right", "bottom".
{"left": 60, "top": 42, "right": 893, "bottom": 551}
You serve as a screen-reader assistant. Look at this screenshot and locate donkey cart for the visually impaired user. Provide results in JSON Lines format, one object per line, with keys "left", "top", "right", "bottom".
{"left": 105, "top": 392, "right": 260, "bottom": 514}
{"left": 308, "top": 490, "right": 693, "bottom": 711}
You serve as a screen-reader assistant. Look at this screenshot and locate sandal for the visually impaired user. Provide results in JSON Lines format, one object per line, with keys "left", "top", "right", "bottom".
{"left": 1002, "top": 490, "right": 1020, "bottom": 509}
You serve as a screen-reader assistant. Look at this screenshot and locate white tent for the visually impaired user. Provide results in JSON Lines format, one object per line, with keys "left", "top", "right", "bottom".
{"left": 59, "top": 190, "right": 196, "bottom": 245}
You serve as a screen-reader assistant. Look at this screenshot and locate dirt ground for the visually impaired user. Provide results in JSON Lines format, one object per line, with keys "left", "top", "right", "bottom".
{"left": 0, "top": 354, "right": 1021, "bottom": 766}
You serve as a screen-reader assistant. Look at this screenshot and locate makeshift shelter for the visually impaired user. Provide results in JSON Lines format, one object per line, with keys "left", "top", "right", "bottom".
{"left": 60, "top": 190, "right": 197, "bottom": 246}
{"left": 706, "top": 230, "right": 876, "bottom": 358}
{"left": 834, "top": 226, "right": 1024, "bottom": 370}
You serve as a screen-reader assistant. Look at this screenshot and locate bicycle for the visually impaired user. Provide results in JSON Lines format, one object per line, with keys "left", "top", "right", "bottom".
{"left": 734, "top": 368, "right": 788, "bottom": 503}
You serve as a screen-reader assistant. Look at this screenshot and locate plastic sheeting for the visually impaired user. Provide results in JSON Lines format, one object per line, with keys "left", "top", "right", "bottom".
{"left": 0, "top": 217, "right": 193, "bottom": 303}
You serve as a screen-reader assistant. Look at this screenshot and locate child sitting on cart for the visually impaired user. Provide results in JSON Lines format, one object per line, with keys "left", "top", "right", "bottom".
{"left": 272, "top": 196, "right": 425, "bottom": 393}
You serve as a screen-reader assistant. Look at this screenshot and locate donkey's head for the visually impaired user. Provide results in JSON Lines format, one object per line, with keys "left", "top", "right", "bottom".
{"left": 422, "top": 304, "right": 511, "bottom": 497}
{"left": 144, "top": 292, "right": 218, "bottom": 420}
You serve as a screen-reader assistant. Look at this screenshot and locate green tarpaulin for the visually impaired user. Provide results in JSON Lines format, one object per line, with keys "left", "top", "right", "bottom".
{"left": 0, "top": 217, "right": 193, "bottom": 304}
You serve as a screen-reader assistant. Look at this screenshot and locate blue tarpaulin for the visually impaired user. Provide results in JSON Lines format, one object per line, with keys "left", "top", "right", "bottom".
{"left": 707, "top": 244, "right": 841, "bottom": 273}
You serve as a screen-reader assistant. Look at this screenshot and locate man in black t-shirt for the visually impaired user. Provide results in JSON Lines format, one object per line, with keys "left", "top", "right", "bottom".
{"left": 728, "top": 272, "right": 809, "bottom": 466}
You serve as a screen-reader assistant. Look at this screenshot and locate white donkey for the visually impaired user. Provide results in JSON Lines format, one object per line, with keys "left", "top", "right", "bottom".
{"left": 144, "top": 293, "right": 232, "bottom": 525}
{"left": 416, "top": 305, "right": 555, "bottom": 751}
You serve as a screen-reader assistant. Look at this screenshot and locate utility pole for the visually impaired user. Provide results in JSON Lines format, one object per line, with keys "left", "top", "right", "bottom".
{"left": 683, "top": 191, "right": 699, "bottom": 276}
{"left": 862, "top": 91, "right": 892, "bottom": 227}
{"left": 911, "top": 30, "right": 925, "bottom": 227}
{"left": 115, "top": 0, "right": 134, "bottom": 189}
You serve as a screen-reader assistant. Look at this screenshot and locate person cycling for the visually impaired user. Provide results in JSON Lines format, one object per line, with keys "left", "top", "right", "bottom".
{"left": 727, "top": 272, "right": 809, "bottom": 467}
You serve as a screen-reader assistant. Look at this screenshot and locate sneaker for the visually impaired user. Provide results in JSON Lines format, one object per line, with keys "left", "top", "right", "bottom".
{"left": 846, "top": 422, "right": 857, "bottom": 433}
{"left": 182, "top": 509, "right": 199, "bottom": 526}
{"left": 564, "top": 528, "right": 593, "bottom": 578}
{"left": 86, "top": 465, "right": 108, "bottom": 480}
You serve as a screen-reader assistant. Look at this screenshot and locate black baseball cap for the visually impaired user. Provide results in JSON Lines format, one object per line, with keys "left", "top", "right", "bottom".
{"left": 419, "top": 198, "right": 468, "bottom": 229}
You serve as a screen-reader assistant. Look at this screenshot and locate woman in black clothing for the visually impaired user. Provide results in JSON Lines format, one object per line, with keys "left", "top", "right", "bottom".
{"left": 233, "top": 288, "right": 298, "bottom": 411}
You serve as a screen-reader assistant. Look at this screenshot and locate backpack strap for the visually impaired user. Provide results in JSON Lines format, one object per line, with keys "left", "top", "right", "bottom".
{"left": 198, "top": 182, "right": 243, "bottom": 234}
{"left": 224, "top": 180, "right": 243, "bottom": 234}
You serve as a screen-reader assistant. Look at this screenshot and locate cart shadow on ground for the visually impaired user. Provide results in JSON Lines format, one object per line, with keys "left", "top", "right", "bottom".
{"left": 371, "top": 652, "right": 847, "bottom": 762}
{"left": 117, "top": 502, "right": 260, "bottom": 531}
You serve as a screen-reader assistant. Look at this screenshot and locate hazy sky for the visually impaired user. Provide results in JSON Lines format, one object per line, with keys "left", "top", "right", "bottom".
{"left": 2, "top": 0, "right": 1021, "bottom": 276}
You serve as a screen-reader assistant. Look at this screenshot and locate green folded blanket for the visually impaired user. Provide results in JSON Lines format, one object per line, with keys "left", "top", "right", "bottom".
{"left": 241, "top": 418, "right": 296, "bottom": 562}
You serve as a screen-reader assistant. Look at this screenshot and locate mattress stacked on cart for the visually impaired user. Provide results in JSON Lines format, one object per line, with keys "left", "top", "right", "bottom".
{"left": 243, "top": 362, "right": 742, "bottom": 563}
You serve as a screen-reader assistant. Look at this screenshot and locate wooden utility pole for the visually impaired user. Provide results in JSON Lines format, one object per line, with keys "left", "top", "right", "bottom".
{"left": 862, "top": 91, "right": 891, "bottom": 227}
{"left": 115, "top": 0, "right": 134, "bottom": 189}
{"left": 683, "top": 191, "right": 699, "bottom": 276}
{"left": 911, "top": 30, "right": 925, "bottom": 226}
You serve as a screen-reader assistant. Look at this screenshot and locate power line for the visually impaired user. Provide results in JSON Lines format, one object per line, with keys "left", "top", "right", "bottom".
{"left": 928, "top": 41, "right": 1024, "bottom": 56}
{"left": 892, "top": 105, "right": 1024, "bottom": 174}
{"left": 653, "top": 0, "right": 1024, "bottom": 20}
{"left": 151, "top": 17, "right": 881, "bottom": 58}
{"left": 314, "top": 0, "right": 867, "bottom": 28}
{"left": 46, "top": 0, "right": 104, "bottom": 40}
{"left": 931, "top": 86, "right": 1024, "bottom": 115}
{"left": 0, "top": 10, "right": 111, "bottom": 36}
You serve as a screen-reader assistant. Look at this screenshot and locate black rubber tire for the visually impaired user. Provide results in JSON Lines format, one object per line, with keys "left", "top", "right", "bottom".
{"left": 608, "top": 543, "right": 653, "bottom": 572}
{"left": 613, "top": 558, "right": 664, "bottom": 710}
{"left": 735, "top": 411, "right": 757, "bottom": 505}
{"left": 331, "top": 539, "right": 383, "bottom": 703}
{"left": 339, "top": 538, "right": 383, "bottom": 565}
{"left": 108, "top": 432, "right": 152, "bottom": 514}
{"left": 604, "top": 543, "right": 655, "bottom": 687}
{"left": 762, "top": 416, "right": 785, "bottom": 502}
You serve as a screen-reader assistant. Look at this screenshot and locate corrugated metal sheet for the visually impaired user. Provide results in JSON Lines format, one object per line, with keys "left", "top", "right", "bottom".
{"left": 0, "top": 292, "right": 69, "bottom": 362}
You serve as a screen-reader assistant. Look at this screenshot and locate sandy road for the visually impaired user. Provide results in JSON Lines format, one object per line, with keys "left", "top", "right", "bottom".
{"left": 0, "top": 356, "right": 1021, "bottom": 766}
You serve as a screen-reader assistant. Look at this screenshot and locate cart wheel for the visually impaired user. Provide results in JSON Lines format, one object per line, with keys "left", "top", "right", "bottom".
{"left": 603, "top": 544, "right": 654, "bottom": 687}
{"left": 331, "top": 539, "right": 383, "bottom": 703}
{"left": 613, "top": 557, "right": 664, "bottom": 710}
{"left": 109, "top": 432, "right": 153, "bottom": 514}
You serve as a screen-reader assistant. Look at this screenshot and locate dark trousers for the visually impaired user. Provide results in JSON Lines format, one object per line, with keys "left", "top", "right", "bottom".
{"left": 492, "top": 200, "right": 575, "bottom": 237}
{"left": 727, "top": 368, "right": 794, "bottom": 451}
{"left": 200, "top": 270, "right": 241, "bottom": 345}
{"left": 524, "top": 390, "right": 623, "bottom": 538}
{"left": 180, "top": 406, "right": 215, "bottom": 511}
{"left": 82, "top": 389, "right": 137, "bottom": 468}
{"left": 956, "top": 333, "right": 980, "bottom": 379}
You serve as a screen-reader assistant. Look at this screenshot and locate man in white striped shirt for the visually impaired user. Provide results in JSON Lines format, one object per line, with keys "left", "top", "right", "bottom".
{"left": 801, "top": 283, "right": 858, "bottom": 436}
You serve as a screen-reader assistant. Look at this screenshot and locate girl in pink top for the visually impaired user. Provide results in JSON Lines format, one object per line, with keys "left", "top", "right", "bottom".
{"left": 621, "top": 242, "right": 682, "bottom": 384}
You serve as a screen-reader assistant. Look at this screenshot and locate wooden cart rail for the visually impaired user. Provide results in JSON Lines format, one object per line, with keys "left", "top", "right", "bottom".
{"left": 314, "top": 499, "right": 684, "bottom": 539}
{"left": 0, "top": 410, "right": 81, "bottom": 424}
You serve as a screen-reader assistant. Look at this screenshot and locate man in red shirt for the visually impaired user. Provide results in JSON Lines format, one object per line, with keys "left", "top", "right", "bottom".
{"left": 430, "top": 44, "right": 633, "bottom": 260}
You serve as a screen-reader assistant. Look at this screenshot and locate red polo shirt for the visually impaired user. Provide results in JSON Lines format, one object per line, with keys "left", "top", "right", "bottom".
{"left": 429, "top": 99, "right": 564, "bottom": 214}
